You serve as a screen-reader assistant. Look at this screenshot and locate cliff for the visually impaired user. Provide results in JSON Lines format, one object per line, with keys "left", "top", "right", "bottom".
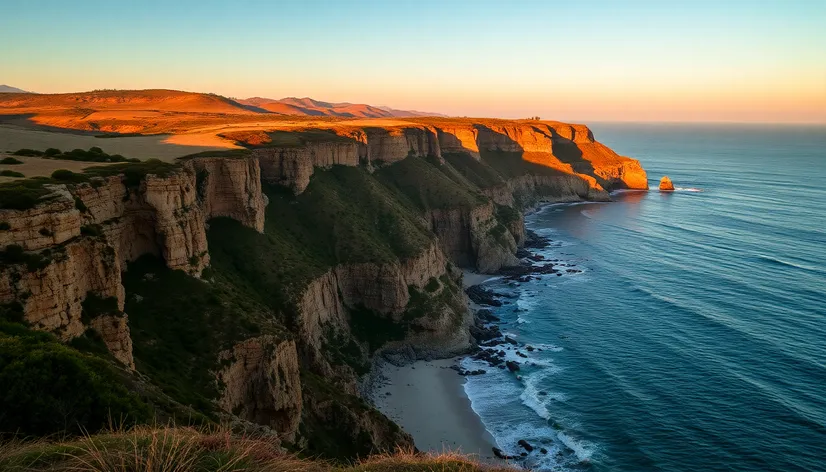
{"left": 0, "top": 116, "right": 647, "bottom": 461}
{"left": 0, "top": 158, "right": 265, "bottom": 370}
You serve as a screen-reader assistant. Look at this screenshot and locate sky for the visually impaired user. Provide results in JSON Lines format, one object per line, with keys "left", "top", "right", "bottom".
{"left": 2, "top": 0, "right": 825, "bottom": 123}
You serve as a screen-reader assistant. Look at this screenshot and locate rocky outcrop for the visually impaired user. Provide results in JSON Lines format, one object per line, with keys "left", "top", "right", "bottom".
{"left": 0, "top": 161, "right": 268, "bottom": 367}
{"left": 89, "top": 314, "right": 135, "bottom": 369}
{"left": 364, "top": 126, "right": 440, "bottom": 164}
{"left": 0, "top": 237, "right": 122, "bottom": 340}
{"left": 659, "top": 176, "right": 674, "bottom": 191}
{"left": 189, "top": 158, "right": 266, "bottom": 232}
{"left": 428, "top": 203, "right": 519, "bottom": 274}
{"left": 334, "top": 242, "right": 446, "bottom": 317}
{"left": 217, "top": 337, "right": 302, "bottom": 441}
{"left": 255, "top": 142, "right": 362, "bottom": 194}
{"left": 0, "top": 187, "right": 81, "bottom": 251}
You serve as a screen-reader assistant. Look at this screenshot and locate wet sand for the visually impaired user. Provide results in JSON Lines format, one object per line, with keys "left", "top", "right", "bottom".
{"left": 371, "top": 358, "right": 499, "bottom": 462}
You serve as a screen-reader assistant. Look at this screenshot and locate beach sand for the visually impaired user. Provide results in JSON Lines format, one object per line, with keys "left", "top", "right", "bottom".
{"left": 462, "top": 271, "right": 499, "bottom": 289}
{"left": 372, "top": 358, "right": 499, "bottom": 463}
{"left": 370, "top": 271, "right": 504, "bottom": 462}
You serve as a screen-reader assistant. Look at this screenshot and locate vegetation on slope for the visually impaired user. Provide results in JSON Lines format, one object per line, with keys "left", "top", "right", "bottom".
{"left": 0, "top": 159, "right": 179, "bottom": 210}
{"left": 124, "top": 255, "right": 284, "bottom": 413}
{"left": 0, "top": 305, "right": 151, "bottom": 437}
{"left": 12, "top": 146, "right": 139, "bottom": 163}
{"left": 441, "top": 152, "right": 506, "bottom": 189}
{"left": 0, "top": 426, "right": 516, "bottom": 472}
{"left": 479, "top": 149, "right": 568, "bottom": 179}
{"left": 375, "top": 156, "right": 486, "bottom": 212}
{"left": 208, "top": 166, "right": 433, "bottom": 309}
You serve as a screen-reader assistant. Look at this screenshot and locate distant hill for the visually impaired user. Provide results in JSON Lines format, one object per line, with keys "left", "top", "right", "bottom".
{"left": 0, "top": 89, "right": 258, "bottom": 114}
{"left": 238, "top": 96, "right": 446, "bottom": 118}
{"left": 0, "top": 85, "right": 31, "bottom": 93}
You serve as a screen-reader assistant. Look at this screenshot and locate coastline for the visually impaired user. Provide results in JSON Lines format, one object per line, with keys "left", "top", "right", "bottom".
{"left": 371, "top": 358, "right": 499, "bottom": 461}
{"left": 370, "top": 270, "right": 502, "bottom": 461}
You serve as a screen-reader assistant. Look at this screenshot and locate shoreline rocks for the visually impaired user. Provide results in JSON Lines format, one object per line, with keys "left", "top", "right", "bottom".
{"left": 659, "top": 176, "right": 675, "bottom": 191}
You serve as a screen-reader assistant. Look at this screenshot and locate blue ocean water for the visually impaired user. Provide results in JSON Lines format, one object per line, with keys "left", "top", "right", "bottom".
{"left": 462, "top": 123, "right": 826, "bottom": 471}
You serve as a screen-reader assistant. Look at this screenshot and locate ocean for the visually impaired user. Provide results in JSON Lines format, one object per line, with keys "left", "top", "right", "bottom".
{"left": 461, "top": 123, "right": 826, "bottom": 471}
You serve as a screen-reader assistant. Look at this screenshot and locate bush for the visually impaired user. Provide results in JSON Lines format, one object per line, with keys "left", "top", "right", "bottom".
{"left": 0, "top": 178, "right": 56, "bottom": 210}
{"left": 51, "top": 169, "right": 77, "bottom": 181}
{"left": 0, "top": 157, "right": 23, "bottom": 165}
{"left": 0, "top": 170, "right": 24, "bottom": 178}
{"left": 75, "top": 197, "right": 88, "bottom": 213}
{"left": 81, "top": 293, "right": 120, "bottom": 324}
{"left": 80, "top": 224, "right": 103, "bottom": 237}
{"left": 11, "top": 149, "right": 43, "bottom": 157}
{"left": 0, "top": 321, "right": 151, "bottom": 436}
{"left": 0, "top": 244, "right": 52, "bottom": 272}
{"left": 0, "top": 222, "right": 9, "bottom": 231}
{"left": 44, "top": 147, "right": 62, "bottom": 157}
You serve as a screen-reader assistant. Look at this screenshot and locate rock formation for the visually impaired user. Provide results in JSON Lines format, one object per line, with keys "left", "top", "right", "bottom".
{"left": 217, "top": 337, "right": 302, "bottom": 441}
{"left": 659, "top": 176, "right": 675, "bottom": 191}
{"left": 0, "top": 158, "right": 267, "bottom": 370}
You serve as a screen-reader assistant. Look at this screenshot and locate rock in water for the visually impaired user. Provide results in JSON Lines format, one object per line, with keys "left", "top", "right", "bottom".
{"left": 659, "top": 176, "right": 675, "bottom": 191}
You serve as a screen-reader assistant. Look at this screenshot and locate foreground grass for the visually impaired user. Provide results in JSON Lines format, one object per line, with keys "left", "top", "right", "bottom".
{"left": 0, "top": 426, "right": 516, "bottom": 472}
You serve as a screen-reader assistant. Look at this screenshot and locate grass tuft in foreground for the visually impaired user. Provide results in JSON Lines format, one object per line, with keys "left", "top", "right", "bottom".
{"left": 0, "top": 426, "right": 516, "bottom": 472}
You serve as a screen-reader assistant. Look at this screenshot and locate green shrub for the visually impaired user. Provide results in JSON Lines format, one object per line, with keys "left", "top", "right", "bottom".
{"left": 0, "top": 244, "right": 52, "bottom": 272}
{"left": 81, "top": 293, "right": 121, "bottom": 324}
{"left": 0, "top": 222, "right": 9, "bottom": 231}
{"left": 44, "top": 147, "right": 62, "bottom": 157}
{"left": 0, "top": 320, "right": 151, "bottom": 436}
{"left": 12, "top": 149, "right": 43, "bottom": 157}
{"left": 80, "top": 224, "right": 103, "bottom": 237}
{"left": 51, "top": 169, "right": 77, "bottom": 181}
{"left": 0, "top": 178, "right": 56, "bottom": 210}
{"left": 75, "top": 197, "right": 88, "bottom": 213}
{"left": 0, "top": 157, "right": 23, "bottom": 165}
{"left": 425, "top": 277, "right": 440, "bottom": 293}
{"left": 84, "top": 159, "right": 178, "bottom": 187}
{"left": 0, "top": 170, "right": 24, "bottom": 178}
{"left": 124, "top": 255, "right": 273, "bottom": 411}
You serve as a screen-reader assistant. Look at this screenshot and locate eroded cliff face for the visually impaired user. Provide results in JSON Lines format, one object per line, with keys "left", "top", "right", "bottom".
{"left": 294, "top": 242, "right": 472, "bottom": 360}
{"left": 427, "top": 202, "right": 520, "bottom": 274}
{"left": 246, "top": 121, "right": 645, "bottom": 201}
{"left": 190, "top": 158, "right": 266, "bottom": 232}
{"left": 363, "top": 126, "right": 441, "bottom": 164}
{"left": 255, "top": 142, "right": 362, "bottom": 194}
{"left": 217, "top": 337, "right": 303, "bottom": 442}
{"left": 0, "top": 159, "right": 267, "bottom": 370}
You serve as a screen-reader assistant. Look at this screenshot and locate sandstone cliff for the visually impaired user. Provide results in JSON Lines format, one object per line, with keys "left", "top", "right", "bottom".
{"left": 0, "top": 158, "right": 267, "bottom": 370}
{"left": 218, "top": 336, "right": 302, "bottom": 442}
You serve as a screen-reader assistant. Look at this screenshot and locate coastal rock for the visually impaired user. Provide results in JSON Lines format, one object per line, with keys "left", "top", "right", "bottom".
{"left": 506, "top": 361, "right": 520, "bottom": 372}
{"left": 518, "top": 439, "right": 534, "bottom": 452}
{"left": 659, "top": 176, "right": 675, "bottom": 191}
{"left": 492, "top": 447, "right": 516, "bottom": 460}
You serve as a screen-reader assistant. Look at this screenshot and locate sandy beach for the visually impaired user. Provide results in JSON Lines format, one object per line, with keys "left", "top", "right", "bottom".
{"left": 371, "top": 271, "right": 505, "bottom": 463}
{"left": 371, "top": 358, "right": 499, "bottom": 462}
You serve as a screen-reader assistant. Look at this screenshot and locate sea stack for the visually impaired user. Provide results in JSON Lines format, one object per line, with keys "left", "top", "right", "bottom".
{"left": 659, "top": 176, "right": 675, "bottom": 191}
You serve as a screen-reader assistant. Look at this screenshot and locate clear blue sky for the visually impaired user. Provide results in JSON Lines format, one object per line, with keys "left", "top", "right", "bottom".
{"left": 2, "top": 0, "right": 825, "bottom": 122}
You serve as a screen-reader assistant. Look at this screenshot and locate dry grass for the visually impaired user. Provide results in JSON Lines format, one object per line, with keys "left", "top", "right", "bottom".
{"left": 0, "top": 427, "right": 517, "bottom": 472}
